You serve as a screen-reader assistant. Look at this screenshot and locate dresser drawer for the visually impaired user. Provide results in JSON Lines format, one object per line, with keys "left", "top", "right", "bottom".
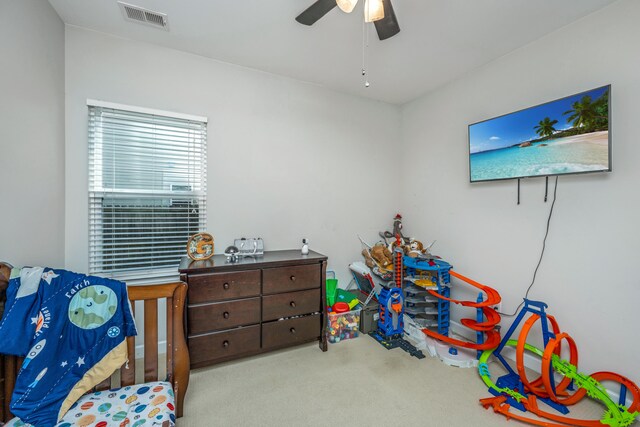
{"left": 262, "top": 288, "right": 321, "bottom": 321}
{"left": 188, "top": 270, "right": 261, "bottom": 303}
{"left": 188, "top": 325, "right": 261, "bottom": 365}
{"left": 262, "top": 314, "right": 322, "bottom": 349}
{"left": 188, "top": 298, "right": 261, "bottom": 335}
{"left": 262, "top": 264, "right": 320, "bottom": 294}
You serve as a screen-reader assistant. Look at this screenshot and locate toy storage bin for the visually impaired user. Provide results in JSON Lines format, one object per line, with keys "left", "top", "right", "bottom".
{"left": 326, "top": 307, "right": 361, "bottom": 344}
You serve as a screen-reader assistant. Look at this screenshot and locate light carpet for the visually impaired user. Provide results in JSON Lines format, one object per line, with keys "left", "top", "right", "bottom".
{"left": 178, "top": 336, "right": 634, "bottom": 427}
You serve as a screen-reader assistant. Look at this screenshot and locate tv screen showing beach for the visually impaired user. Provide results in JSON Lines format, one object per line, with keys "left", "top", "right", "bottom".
{"left": 469, "top": 85, "right": 611, "bottom": 182}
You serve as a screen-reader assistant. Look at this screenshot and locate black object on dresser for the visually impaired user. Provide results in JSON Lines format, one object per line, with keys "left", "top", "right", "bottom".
{"left": 179, "top": 250, "right": 328, "bottom": 369}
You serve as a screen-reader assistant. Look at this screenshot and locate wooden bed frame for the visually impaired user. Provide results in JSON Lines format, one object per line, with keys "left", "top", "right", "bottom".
{"left": 0, "top": 263, "right": 190, "bottom": 422}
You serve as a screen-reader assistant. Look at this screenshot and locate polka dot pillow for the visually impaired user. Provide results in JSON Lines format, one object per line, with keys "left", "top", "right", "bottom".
{"left": 6, "top": 381, "right": 176, "bottom": 427}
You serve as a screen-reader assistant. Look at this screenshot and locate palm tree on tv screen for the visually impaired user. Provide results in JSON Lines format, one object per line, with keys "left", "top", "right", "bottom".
{"left": 534, "top": 117, "right": 559, "bottom": 138}
{"left": 564, "top": 93, "right": 608, "bottom": 132}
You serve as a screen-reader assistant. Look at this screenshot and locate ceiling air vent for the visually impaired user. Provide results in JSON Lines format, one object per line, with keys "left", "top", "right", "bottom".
{"left": 118, "top": 2, "right": 169, "bottom": 31}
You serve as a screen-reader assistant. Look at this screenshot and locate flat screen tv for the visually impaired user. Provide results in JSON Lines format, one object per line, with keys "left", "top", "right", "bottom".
{"left": 468, "top": 85, "right": 611, "bottom": 182}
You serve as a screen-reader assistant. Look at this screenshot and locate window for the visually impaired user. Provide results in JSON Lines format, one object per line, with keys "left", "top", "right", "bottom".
{"left": 88, "top": 101, "right": 207, "bottom": 283}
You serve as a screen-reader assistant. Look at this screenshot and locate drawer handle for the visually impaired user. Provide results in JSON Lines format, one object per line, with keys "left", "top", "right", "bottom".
{"left": 223, "top": 340, "right": 229, "bottom": 348}
{"left": 290, "top": 327, "right": 296, "bottom": 334}
{"left": 290, "top": 301, "right": 296, "bottom": 308}
{"left": 223, "top": 311, "right": 230, "bottom": 319}
{"left": 223, "top": 282, "right": 230, "bottom": 290}
{"left": 290, "top": 275, "right": 296, "bottom": 281}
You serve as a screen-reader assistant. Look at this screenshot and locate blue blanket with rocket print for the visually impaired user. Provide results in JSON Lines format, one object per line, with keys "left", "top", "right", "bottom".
{"left": 0, "top": 267, "right": 137, "bottom": 427}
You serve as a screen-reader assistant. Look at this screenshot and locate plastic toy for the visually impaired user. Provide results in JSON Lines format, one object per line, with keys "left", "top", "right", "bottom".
{"left": 327, "top": 308, "right": 361, "bottom": 344}
{"left": 402, "top": 256, "right": 502, "bottom": 352}
{"left": 377, "top": 286, "right": 404, "bottom": 337}
{"left": 478, "top": 299, "right": 640, "bottom": 427}
{"left": 332, "top": 302, "right": 350, "bottom": 313}
{"left": 326, "top": 272, "right": 338, "bottom": 306}
{"left": 364, "top": 246, "right": 425, "bottom": 359}
{"left": 367, "top": 330, "right": 425, "bottom": 359}
{"left": 376, "top": 245, "right": 405, "bottom": 338}
{"left": 335, "top": 289, "right": 359, "bottom": 308}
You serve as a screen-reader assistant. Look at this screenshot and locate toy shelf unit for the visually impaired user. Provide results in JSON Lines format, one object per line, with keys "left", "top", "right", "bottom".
{"left": 403, "top": 256, "right": 452, "bottom": 337}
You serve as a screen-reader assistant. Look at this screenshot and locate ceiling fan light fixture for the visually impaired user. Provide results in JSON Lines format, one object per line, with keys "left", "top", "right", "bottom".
{"left": 364, "top": 0, "right": 384, "bottom": 22}
{"left": 336, "top": 0, "right": 358, "bottom": 13}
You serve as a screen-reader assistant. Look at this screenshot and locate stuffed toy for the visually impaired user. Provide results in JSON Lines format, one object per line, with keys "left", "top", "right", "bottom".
{"left": 379, "top": 213, "right": 407, "bottom": 245}
{"left": 370, "top": 243, "right": 393, "bottom": 269}
{"left": 362, "top": 249, "right": 375, "bottom": 269}
{"left": 406, "top": 238, "right": 424, "bottom": 258}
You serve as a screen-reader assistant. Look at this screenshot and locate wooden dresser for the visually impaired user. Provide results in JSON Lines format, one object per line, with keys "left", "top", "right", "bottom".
{"left": 179, "top": 250, "right": 328, "bottom": 369}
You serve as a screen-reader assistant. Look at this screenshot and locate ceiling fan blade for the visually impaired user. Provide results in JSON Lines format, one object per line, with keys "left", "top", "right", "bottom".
{"left": 374, "top": 0, "right": 400, "bottom": 40}
{"left": 296, "top": 0, "right": 338, "bottom": 26}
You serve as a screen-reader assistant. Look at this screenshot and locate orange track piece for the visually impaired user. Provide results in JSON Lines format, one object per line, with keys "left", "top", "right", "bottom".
{"left": 444, "top": 270, "right": 502, "bottom": 307}
{"left": 460, "top": 306, "right": 501, "bottom": 331}
{"left": 481, "top": 395, "right": 569, "bottom": 427}
{"left": 516, "top": 314, "right": 568, "bottom": 398}
{"left": 421, "top": 270, "right": 502, "bottom": 350}
{"left": 590, "top": 371, "right": 640, "bottom": 413}
{"left": 482, "top": 394, "right": 607, "bottom": 427}
{"left": 541, "top": 332, "right": 582, "bottom": 405}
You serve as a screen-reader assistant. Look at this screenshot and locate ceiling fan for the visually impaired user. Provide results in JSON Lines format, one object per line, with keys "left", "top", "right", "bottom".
{"left": 296, "top": 0, "right": 400, "bottom": 41}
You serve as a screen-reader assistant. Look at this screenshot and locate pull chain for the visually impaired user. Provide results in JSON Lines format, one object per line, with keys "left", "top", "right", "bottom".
{"left": 362, "top": 18, "right": 370, "bottom": 88}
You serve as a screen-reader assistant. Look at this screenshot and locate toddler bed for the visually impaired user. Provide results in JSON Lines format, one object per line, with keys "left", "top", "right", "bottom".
{"left": 0, "top": 263, "right": 189, "bottom": 426}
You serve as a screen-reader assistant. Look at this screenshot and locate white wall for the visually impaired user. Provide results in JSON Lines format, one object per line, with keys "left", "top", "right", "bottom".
{"left": 0, "top": 0, "right": 65, "bottom": 267}
{"left": 64, "top": 27, "right": 401, "bottom": 286}
{"left": 401, "top": 0, "right": 640, "bottom": 380}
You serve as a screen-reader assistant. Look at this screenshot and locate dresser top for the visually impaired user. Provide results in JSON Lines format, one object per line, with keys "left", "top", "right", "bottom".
{"left": 179, "top": 249, "right": 327, "bottom": 274}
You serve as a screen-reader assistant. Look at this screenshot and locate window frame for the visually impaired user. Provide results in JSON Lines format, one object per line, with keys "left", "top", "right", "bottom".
{"left": 87, "top": 99, "right": 207, "bottom": 283}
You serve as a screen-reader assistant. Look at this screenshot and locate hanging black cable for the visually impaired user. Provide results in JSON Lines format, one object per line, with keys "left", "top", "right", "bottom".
{"left": 499, "top": 176, "right": 559, "bottom": 317}
{"left": 544, "top": 176, "right": 549, "bottom": 202}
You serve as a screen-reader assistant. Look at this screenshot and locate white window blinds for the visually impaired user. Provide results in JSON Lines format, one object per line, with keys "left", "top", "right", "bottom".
{"left": 88, "top": 102, "right": 207, "bottom": 283}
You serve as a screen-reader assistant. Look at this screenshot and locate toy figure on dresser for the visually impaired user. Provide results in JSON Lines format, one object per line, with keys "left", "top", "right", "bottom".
{"left": 224, "top": 245, "right": 239, "bottom": 263}
{"left": 234, "top": 237, "right": 264, "bottom": 257}
{"left": 301, "top": 238, "right": 309, "bottom": 255}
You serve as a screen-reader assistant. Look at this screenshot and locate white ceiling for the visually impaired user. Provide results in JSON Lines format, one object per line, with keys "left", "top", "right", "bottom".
{"left": 48, "top": 0, "right": 617, "bottom": 105}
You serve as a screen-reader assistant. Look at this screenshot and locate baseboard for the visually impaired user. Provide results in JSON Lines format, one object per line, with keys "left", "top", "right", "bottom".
{"left": 135, "top": 341, "right": 167, "bottom": 359}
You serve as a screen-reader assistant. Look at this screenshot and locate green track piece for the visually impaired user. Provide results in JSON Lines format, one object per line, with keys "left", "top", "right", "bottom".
{"left": 478, "top": 339, "right": 640, "bottom": 427}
